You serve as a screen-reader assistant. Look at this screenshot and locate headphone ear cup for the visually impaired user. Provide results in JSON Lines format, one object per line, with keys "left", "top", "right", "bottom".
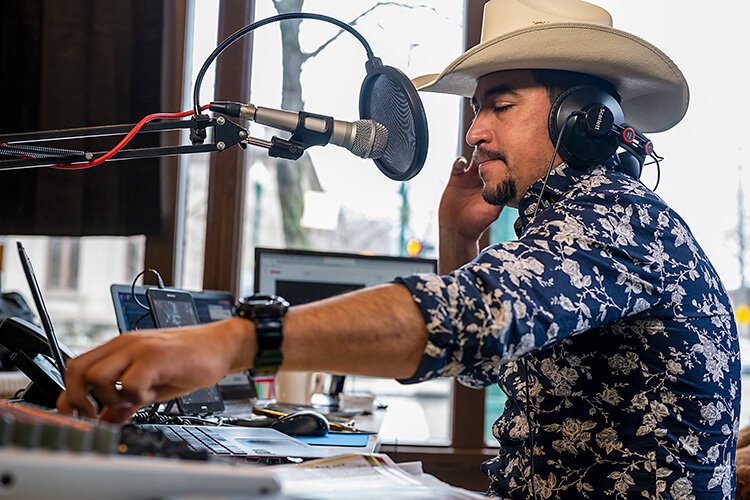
{"left": 548, "top": 86, "right": 578, "bottom": 147}
{"left": 548, "top": 85, "right": 624, "bottom": 168}
{"left": 614, "top": 151, "right": 643, "bottom": 179}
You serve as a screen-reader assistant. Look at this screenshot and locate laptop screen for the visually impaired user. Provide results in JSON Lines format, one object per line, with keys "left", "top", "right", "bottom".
{"left": 109, "top": 285, "right": 250, "bottom": 397}
{"left": 110, "top": 286, "right": 235, "bottom": 332}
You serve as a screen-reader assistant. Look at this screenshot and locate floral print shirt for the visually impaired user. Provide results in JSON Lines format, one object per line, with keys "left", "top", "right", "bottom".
{"left": 395, "top": 164, "right": 740, "bottom": 499}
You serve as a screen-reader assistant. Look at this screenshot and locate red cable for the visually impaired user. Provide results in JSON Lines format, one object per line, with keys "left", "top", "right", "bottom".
{"left": 51, "top": 105, "right": 210, "bottom": 170}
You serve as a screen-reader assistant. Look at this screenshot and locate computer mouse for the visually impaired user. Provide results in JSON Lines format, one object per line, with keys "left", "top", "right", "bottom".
{"left": 270, "top": 410, "right": 329, "bottom": 437}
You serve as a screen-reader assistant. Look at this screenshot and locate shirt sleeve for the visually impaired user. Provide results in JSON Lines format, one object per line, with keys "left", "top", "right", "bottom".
{"left": 395, "top": 189, "right": 667, "bottom": 388}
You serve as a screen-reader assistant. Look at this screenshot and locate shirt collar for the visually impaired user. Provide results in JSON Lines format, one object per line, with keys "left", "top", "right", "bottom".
{"left": 514, "top": 163, "right": 591, "bottom": 237}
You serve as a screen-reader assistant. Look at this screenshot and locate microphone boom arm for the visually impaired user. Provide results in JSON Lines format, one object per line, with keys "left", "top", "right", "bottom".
{"left": 0, "top": 116, "right": 303, "bottom": 171}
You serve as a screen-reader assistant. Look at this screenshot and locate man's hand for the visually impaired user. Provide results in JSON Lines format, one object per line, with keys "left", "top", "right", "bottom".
{"left": 439, "top": 157, "right": 503, "bottom": 241}
{"left": 438, "top": 157, "right": 503, "bottom": 273}
{"left": 57, "top": 318, "right": 254, "bottom": 423}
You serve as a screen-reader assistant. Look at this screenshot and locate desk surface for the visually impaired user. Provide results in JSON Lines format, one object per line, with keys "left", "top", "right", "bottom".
{"left": 241, "top": 400, "right": 385, "bottom": 457}
{"left": 0, "top": 402, "right": 486, "bottom": 499}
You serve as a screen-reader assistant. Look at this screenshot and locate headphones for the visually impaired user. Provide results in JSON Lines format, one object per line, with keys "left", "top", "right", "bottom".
{"left": 548, "top": 85, "right": 654, "bottom": 179}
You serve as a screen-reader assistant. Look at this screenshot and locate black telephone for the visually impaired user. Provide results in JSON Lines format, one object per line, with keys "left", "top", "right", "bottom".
{"left": 0, "top": 316, "right": 75, "bottom": 407}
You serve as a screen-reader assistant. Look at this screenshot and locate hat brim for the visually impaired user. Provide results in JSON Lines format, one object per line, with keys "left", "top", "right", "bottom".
{"left": 416, "top": 23, "right": 689, "bottom": 133}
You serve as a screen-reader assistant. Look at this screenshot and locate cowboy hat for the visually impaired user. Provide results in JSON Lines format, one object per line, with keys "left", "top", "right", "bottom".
{"left": 414, "top": 0, "right": 689, "bottom": 133}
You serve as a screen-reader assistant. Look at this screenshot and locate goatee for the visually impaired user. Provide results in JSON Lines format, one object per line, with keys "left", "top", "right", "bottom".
{"left": 474, "top": 147, "right": 514, "bottom": 206}
{"left": 483, "top": 178, "right": 516, "bottom": 206}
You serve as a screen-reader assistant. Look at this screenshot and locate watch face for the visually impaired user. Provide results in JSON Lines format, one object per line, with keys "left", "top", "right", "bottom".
{"left": 237, "top": 294, "right": 289, "bottom": 319}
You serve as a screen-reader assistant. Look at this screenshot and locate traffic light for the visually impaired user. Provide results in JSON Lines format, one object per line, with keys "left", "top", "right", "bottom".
{"left": 406, "top": 238, "right": 423, "bottom": 257}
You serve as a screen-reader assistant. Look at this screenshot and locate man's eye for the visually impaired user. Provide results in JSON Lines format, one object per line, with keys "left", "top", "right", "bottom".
{"left": 493, "top": 105, "right": 512, "bottom": 113}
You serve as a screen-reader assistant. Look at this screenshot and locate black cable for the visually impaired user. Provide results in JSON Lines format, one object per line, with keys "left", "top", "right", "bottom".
{"left": 639, "top": 152, "right": 663, "bottom": 191}
{"left": 523, "top": 357, "right": 538, "bottom": 500}
{"left": 132, "top": 311, "right": 152, "bottom": 331}
{"left": 522, "top": 113, "right": 583, "bottom": 500}
{"left": 532, "top": 112, "right": 583, "bottom": 223}
{"left": 651, "top": 152, "right": 663, "bottom": 192}
{"left": 130, "top": 268, "right": 165, "bottom": 311}
{"left": 192, "top": 12, "right": 376, "bottom": 115}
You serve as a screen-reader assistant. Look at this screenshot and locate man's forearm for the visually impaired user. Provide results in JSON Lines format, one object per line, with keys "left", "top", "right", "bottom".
{"left": 277, "top": 283, "right": 428, "bottom": 379}
{"left": 439, "top": 228, "right": 480, "bottom": 274}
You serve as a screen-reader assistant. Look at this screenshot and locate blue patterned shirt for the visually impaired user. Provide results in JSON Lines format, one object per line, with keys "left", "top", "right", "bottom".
{"left": 396, "top": 164, "right": 740, "bottom": 499}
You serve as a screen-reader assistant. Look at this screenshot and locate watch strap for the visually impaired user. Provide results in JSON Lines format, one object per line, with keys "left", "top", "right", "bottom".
{"left": 254, "top": 316, "right": 284, "bottom": 375}
{"left": 236, "top": 294, "right": 289, "bottom": 376}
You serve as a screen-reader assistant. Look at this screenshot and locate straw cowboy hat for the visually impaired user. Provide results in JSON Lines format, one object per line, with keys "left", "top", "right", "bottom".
{"left": 414, "top": 0, "right": 689, "bottom": 133}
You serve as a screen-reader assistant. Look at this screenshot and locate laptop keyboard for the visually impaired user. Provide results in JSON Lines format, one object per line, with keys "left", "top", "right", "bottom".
{"left": 160, "top": 425, "right": 246, "bottom": 455}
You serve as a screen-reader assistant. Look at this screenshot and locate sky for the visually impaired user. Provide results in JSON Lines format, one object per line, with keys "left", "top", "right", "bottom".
{"left": 193, "top": 0, "right": 750, "bottom": 292}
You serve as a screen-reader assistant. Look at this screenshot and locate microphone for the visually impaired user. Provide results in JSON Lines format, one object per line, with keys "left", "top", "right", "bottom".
{"left": 209, "top": 101, "right": 388, "bottom": 159}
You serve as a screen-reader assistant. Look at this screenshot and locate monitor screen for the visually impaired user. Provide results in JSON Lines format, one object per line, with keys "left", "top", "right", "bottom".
{"left": 254, "top": 247, "right": 437, "bottom": 304}
{"left": 253, "top": 248, "right": 437, "bottom": 401}
{"left": 111, "top": 286, "right": 235, "bottom": 332}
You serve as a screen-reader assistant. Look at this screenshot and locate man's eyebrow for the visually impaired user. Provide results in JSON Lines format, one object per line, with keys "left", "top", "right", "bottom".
{"left": 471, "top": 84, "right": 520, "bottom": 109}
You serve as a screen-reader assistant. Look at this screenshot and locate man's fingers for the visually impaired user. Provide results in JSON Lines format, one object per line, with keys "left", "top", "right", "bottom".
{"left": 451, "top": 156, "right": 469, "bottom": 175}
{"left": 86, "top": 359, "right": 134, "bottom": 407}
{"left": 99, "top": 405, "right": 139, "bottom": 425}
{"left": 61, "top": 360, "right": 104, "bottom": 418}
{"left": 56, "top": 390, "right": 95, "bottom": 419}
{"left": 116, "top": 364, "right": 161, "bottom": 407}
{"left": 59, "top": 336, "right": 140, "bottom": 415}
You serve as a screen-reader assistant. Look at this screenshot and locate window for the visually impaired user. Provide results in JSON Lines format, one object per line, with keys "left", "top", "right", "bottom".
{"left": 1, "top": 236, "right": 144, "bottom": 351}
{"left": 179, "top": 0, "right": 221, "bottom": 290}
{"left": 239, "top": 0, "right": 465, "bottom": 445}
{"left": 589, "top": 0, "right": 750, "bottom": 430}
{"left": 47, "top": 238, "right": 79, "bottom": 291}
{"left": 478, "top": 0, "right": 750, "bottom": 442}
{"left": 0, "top": 2, "right": 222, "bottom": 355}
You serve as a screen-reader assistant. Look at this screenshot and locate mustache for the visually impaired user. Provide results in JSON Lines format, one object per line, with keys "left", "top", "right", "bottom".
{"left": 473, "top": 147, "right": 507, "bottom": 165}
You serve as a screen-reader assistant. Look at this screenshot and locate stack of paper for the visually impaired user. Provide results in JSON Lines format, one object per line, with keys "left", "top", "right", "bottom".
{"left": 271, "top": 453, "right": 494, "bottom": 499}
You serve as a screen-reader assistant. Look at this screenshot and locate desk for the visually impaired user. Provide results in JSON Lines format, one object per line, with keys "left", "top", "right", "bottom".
{"left": 0, "top": 402, "right": 490, "bottom": 499}
{"left": 240, "top": 400, "right": 386, "bottom": 458}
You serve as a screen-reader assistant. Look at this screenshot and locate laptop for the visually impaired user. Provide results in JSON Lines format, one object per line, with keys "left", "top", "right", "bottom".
{"left": 110, "top": 284, "right": 255, "bottom": 402}
{"left": 15, "top": 243, "right": 328, "bottom": 460}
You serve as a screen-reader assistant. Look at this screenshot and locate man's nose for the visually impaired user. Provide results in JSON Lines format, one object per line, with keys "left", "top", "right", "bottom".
{"left": 466, "top": 111, "right": 491, "bottom": 147}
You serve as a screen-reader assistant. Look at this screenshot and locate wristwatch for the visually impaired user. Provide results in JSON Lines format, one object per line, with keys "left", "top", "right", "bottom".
{"left": 235, "top": 294, "right": 290, "bottom": 375}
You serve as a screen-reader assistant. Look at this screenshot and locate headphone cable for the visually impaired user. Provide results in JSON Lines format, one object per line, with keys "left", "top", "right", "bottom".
{"left": 523, "top": 111, "right": 582, "bottom": 499}
{"left": 523, "top": 357, "right": 538, "bottom": 500}
{"left": 532, "top": 112, "right": 583, "bottom": 223}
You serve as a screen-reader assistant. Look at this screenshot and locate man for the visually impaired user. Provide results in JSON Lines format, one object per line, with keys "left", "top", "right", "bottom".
{"left": 59, "top": 0, "right": 739, "bottom": 498}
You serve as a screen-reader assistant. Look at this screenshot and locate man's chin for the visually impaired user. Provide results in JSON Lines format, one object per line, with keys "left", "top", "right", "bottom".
{"left": 482, "top": 180, "right": 516, "bottom": 207}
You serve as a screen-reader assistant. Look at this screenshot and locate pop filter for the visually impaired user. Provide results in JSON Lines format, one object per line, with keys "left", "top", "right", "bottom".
{"left": 359, "top": 58, "right": 428, "bottom": 182}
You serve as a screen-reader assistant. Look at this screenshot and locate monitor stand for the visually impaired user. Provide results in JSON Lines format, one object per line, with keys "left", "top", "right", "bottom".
{"left": 310, "top": 375, "right": 345, "bottom": 409}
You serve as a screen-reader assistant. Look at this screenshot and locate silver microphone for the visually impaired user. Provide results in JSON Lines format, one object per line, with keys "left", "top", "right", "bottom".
{"left": 234, "top": 103, "right": 388, "bottom": 159}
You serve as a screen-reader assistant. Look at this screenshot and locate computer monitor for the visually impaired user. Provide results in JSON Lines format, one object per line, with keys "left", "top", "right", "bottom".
{"left": 253, "top": 247, "right": 437, "bottom": 403}
{"left": 254, "top": 247, "right": 437, "bottom": 302}
{"left": 109, "top": 285, "right": 253, "bottom": 399}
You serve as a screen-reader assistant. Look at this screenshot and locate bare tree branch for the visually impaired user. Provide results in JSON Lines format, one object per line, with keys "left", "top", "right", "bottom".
{"left": 301, "top": 2, "right": 439, "bottom": 63}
